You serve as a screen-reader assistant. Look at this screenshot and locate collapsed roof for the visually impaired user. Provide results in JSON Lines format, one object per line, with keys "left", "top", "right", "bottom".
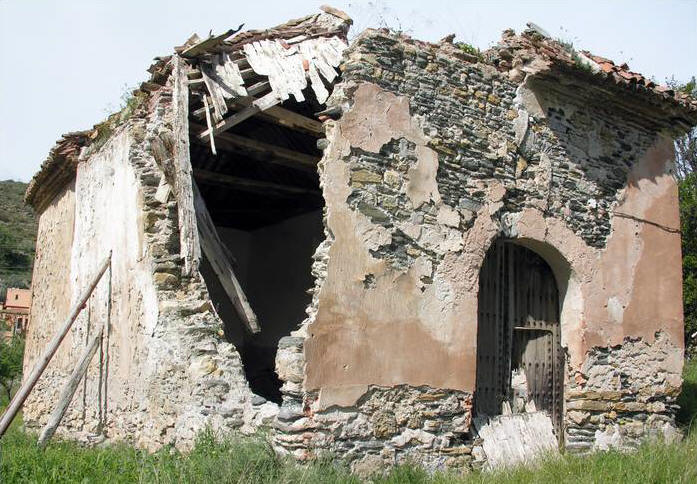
{"left": 25, "top": 6, "right": 351, "bottom": 213}
{"left": 25, "top": 7, "right": 697, "bottom": 212}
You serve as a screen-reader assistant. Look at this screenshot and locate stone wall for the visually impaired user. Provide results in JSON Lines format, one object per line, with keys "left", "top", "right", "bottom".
{"left": 24, "top": 27, "right": 686, "bottom": 467}
{"left": 23, "top": 60, "right": 275, "bottom": 450}
{"left": 276, "top": 335, "right": 476, "bottom": 472}
{"left": 273, "top": 29, "right": 684, "bottom": 468}
{"left": 565, "top": 332, "right": 683, "bottom": 452}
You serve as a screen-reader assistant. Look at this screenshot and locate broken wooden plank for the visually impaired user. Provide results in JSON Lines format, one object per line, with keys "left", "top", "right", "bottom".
{"left": 181, "top": 25, "right": 244, "bottom": 58}
{"left": 193, "top": 182, "right": 260, "bottom": 334}
{"left": 241, "top": 35, "right": 347, "bottom": 105}
{"left": 173, "top": 55, "right": 201, "bottom": 278}
{"left": 202, "top": 96, "right": 217, "bottom": 155}
{"left": 200, "top": 63, "right": 228, "bottom": 122}
{"left": 191, "top": 81, "right": 270, "bottom": 119}
{"left": 213, "top": 52, "right": 247, "bottom": 98}
{"left": 194, "top": 169, "right": 321, "bottom": 196}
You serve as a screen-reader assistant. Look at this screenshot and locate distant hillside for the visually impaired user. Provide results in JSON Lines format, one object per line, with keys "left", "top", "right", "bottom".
{"left": 0, "top": 180, "right": 37, "bottom": 301}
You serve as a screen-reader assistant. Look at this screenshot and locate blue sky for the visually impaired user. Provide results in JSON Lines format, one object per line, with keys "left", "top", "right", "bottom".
{"left": 1, "top": 0, "right": 696, "bottom": 182}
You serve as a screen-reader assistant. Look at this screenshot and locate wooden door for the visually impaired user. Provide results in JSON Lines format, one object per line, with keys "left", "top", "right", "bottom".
{"left": 475, "top": 240, "right": 563, "bottom": 433}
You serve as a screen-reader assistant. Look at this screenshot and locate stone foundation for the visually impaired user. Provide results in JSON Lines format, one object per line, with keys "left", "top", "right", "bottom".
{"left": 274, "top": 337, "right": 475, "bottom": 472}
{"left": 565, "top": 332, "right": 683, "bottom": 452}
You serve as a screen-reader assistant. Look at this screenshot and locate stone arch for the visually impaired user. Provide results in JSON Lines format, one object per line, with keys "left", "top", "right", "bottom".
{"left": 471, "top": 212, "right": 585, "bottom": 439}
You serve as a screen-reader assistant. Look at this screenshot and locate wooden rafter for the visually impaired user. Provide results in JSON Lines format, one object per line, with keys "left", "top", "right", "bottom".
{"left": 194, "top": 169, "right": 321, "bottom": 196}
{"left": 197, "top": 92, "right": 281, "bottom": 139}
{"left": 195, "top": 94, "right": 324, "bottom": 140}
{"left": 191, "top": 124, "right": 319, "bottom": 172}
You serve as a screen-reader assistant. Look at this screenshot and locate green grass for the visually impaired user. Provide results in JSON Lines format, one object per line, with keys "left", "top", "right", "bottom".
{"left": 1, "top": 360, "right": 696, "bottom": 483}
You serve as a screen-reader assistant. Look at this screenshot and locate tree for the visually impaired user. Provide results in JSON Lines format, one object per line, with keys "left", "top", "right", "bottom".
{"left": 670, "top": 76, "right": 697, "bottom": 355}
{"left": 671, "top": 77, "right": 697, "bottom": 179}
{"left": 680, "top": 175, "right": 697, "bottom": 355}
{"left": 0, "top": 336, "right": 25, "bottom": 402}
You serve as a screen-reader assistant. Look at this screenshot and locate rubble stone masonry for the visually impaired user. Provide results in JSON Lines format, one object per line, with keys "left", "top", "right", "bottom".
{"left": 23, "top": 23, "right": 688, "bottom": 472}
{"left": 273, "top": 29, "right": 685, "bottom": 471}
{"left": 23, "top": 60, "right": 274, "bottom": 450}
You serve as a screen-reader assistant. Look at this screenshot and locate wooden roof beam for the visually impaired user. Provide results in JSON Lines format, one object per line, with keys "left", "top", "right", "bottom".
{"left": 195, "top": 99, "right": 325, "bottom": 138}
{"left": 191, "top": 123, "right": 320, "bottom": 172}
{"left": 194, "top": 169, "right": 321, "bottom": 196}
{"left": 192, "top": 81, "right": 325, "bottom": 139}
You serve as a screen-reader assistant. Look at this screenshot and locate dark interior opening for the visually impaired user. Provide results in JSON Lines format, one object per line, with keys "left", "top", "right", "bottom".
{"left": 188, "top": 86, "right": 326, "bottom": 403}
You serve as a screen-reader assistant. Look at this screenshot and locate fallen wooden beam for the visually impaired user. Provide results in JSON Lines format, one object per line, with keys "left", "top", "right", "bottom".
{"left": 37, "top": 325, "right": 104, "bottom": 448}
{"left": 193, "top": 182, "right": 260, "bottom": 334}
{"left": 194, "top": 169, "right": 321, "bottom": 196}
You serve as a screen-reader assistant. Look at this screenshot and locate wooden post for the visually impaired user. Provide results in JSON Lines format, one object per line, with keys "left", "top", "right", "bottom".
{"left": 37, "top": 325, "right": 104, "bottom": 447}
{"left": 173, "top": 55, "right": 201, "bottom": 278}
{"left": 0, "top": 253, "right": 111, "bottom": 438}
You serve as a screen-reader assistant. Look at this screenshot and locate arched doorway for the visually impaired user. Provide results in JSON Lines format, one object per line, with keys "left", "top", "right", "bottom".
{"left": 475, "top": 239, "right": 564, "bottom": 433}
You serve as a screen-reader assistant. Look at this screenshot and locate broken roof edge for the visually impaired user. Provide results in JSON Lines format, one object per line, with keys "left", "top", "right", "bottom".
{"left": 25, "top": 5, "right": 351, "bottom": 211}
{"left": 26, "top": 9, "right": 697, "bottom": 211}
{"left": 176, "top": 5, "right": 352, "bottom": 59}
{"left": 24, "top": 131, "right": 90, "bottom": 212}
{"left": 487, "top": 28, "right": 697, "bottom": 129}
{"left": 348, "top": 26, "right": 697, "bottom": 128}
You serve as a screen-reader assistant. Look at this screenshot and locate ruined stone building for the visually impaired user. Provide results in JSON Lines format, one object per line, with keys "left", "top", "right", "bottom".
{"left": 21, "top": 6, "right": 697, "bottom": 471}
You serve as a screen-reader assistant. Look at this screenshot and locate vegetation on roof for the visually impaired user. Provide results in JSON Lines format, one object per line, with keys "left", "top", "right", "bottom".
{"left": 90, "top": 88, "right": 148, "bottom": 153}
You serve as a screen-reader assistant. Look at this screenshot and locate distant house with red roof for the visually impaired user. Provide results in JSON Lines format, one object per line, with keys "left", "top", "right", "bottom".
{"left": 1, "top": 287, "right": 31, "bottom": 340}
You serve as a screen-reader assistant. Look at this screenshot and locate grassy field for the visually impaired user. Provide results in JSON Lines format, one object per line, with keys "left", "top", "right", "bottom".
{"left": 0, "top": 360, "right": 696, "bottom": 483}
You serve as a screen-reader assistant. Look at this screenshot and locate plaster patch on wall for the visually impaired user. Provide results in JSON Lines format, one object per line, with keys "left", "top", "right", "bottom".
{"left": 407, "top": 145, "right": 441, "bottom": 208}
